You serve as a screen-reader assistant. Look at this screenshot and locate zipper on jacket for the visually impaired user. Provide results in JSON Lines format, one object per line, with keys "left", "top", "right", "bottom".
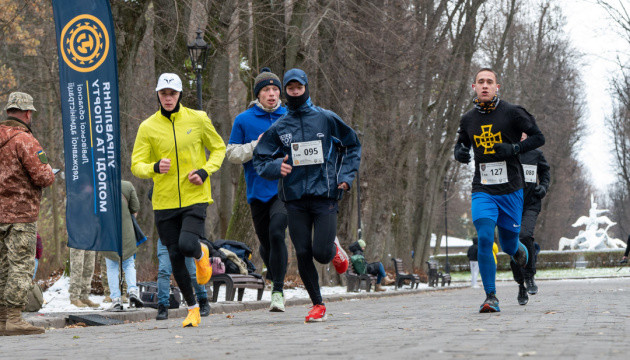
{"left": 171, "top": 118, "right": 182, "bottom": 207}
{"left": 299, "top": 112, "right": 308, "bottom": 195}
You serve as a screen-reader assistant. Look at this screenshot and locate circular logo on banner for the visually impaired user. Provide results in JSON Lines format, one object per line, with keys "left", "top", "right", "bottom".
{"left": 60, "top": 14, "right": 109, "bottom": 73}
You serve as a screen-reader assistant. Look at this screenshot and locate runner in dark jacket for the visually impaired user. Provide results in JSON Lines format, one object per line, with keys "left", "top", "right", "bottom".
{"left": 254, "top": 68, "right": 361, "bottom": 322}
{"left": 510, "top": 132, "right": 550, "bottom": 306}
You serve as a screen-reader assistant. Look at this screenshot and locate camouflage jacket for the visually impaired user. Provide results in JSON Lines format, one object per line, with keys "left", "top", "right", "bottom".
{"left": 0, "top": 118, "right": 55, "bottom": 223}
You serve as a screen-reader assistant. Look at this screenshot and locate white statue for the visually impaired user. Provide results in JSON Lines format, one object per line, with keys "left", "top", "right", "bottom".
{"left": 558, "top": 195, "right": 627, "bottom": 250}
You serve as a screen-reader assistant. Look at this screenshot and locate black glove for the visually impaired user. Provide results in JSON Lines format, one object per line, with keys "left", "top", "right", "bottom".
{"left": 492, "top": 142, "right": 519, "bottom": 160}
{"left": 454, "top": 144, "right": 471, "bottom": 164}
{"left": 534, "top": 185, "right": 547, "bottom": 198}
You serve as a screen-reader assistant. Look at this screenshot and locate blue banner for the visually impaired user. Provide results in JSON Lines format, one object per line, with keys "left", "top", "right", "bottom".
{"left": 53, "top": 0, "right": 122, "bottom": 255}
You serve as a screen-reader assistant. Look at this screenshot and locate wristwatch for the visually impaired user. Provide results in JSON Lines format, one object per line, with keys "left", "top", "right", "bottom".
{"left": 513, "top": 143, "right": 520, "bottom": 155}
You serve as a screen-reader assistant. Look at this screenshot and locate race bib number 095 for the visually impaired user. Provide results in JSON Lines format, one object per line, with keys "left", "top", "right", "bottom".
{"left": 480, "top": 161, "right": 508, "bottom": 185}
{"left": 291, "top": 140, "right": 324, "bottom": 166}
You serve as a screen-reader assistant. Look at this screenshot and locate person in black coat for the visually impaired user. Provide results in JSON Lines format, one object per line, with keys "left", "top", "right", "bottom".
{"left": 510, "top": 132, "right": 550, "bottom": 306}
{"left": 467, "top": 237, "right": 479, "bottom": 288}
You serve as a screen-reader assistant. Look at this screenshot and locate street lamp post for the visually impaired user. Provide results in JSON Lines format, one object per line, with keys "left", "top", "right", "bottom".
{"left": 187, "top": 29, "right": 210, "bottom": 110}
{"left": 444, "top": 178, "right": 451, "bottom": 274}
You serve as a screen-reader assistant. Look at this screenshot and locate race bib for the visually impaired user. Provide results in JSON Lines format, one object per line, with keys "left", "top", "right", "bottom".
{"left": 522, "top": 164, "right": 537, "bottom": 183}
{"left": 291, "top": 140, "right": 324, "bottom": 166}
{"left": 480, "top": 161, "right": 508, "bottom": 185}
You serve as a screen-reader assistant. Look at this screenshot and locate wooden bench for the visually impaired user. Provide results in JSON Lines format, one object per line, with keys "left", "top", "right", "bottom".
{"left": 391, "top": 258, "right": 420, "bottom": 289}
{"left": 426, "top": 260, "right": 451, "bottom": 287}
{"left": 345, "top": 269, "right": 377, "bottom": 292}
{"left": 210, "top": 274, "right": 265, "bottom": 302}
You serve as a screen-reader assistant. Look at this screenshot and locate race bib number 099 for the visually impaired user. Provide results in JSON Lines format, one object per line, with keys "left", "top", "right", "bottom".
{"left": 291, "top": 140, "right": 324, "bottom": 166}
{"left": 480, "top": 161, "right": 508, "bottom": 185}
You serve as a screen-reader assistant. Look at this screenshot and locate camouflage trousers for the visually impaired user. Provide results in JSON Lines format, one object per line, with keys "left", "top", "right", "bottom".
{"left": 68, "top": 248, "right": 95, "bottom": 300}
{"left": 0, "top": 222, "right": 37, "bottom": 307}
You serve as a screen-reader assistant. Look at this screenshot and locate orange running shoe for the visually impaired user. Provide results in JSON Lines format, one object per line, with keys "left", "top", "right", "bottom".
{"left": 332, "top": 237, "right": 349, "bottom": 274}
{"left": 182, "top": 306, "right": 201, "bottom": 327}
{"left": 195, "top": 243, "right": 212, "bottom": 285}
{"left": 304, "top": 304, "right": 327, "bottom": 322}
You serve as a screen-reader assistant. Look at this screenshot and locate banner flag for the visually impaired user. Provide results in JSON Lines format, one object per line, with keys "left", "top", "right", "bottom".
{"left": 52, "top": 0, "right": 122, "bottom": 254}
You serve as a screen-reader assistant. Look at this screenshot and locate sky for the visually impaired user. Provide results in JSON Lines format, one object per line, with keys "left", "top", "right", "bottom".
{"left": 560, "top": 0, "right": 628, "bottom": 192}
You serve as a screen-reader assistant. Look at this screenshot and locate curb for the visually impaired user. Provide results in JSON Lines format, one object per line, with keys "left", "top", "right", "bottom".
{"left": 24, "top": 284, "right": 467, "bottom": 329}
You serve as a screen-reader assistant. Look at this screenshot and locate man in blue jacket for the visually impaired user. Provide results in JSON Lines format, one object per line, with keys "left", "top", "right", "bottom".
{"left": 227, "top": 67, "right": 289, "bottom": 312}
{"left": 253, "top": 68, "right": 361, "bottom": 322}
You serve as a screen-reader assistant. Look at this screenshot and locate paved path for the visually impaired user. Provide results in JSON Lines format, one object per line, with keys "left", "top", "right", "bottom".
{"left": 1, "top": 278, "right": 629, "bottom": 359}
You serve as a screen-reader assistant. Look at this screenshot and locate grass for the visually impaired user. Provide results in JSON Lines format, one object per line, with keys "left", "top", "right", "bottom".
{"left": 449, "top": 266, "right": 630, "bottom": 282}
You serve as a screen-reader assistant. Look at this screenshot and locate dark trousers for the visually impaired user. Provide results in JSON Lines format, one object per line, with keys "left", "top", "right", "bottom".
{"left": 285, "top": 197, "right": 338, "bottom": 306}
{"left": 510, "top": 208, "right": 539, "bottom": 284}
{"left": 154, "top": 203, "right": 207, "bottom": 306}
{"left": 250, "top": 196, "right": 288, "bottom": 293}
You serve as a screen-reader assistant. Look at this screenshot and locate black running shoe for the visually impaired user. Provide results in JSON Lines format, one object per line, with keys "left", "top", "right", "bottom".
{"left": 517, "top": 284, "right": 528, "bottom": 305}
{"left": 156, "top": 304, "right": 168, "bottom": 320}
{"left": 511, "top": 242, "right": 529, "bottom": 268}
{"left": 525, "top": 277, "right": 538, "bottom": 295}
{"left": 198, "top": 298, "right": 211, "bottom": 317}
{"left": 479, "top": 293, "right": 500, "bottom": 313}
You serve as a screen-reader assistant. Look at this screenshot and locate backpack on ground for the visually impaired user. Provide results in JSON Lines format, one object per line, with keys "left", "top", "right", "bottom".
{"left": 350, "top": 254, "right": 367, "bottom": 275}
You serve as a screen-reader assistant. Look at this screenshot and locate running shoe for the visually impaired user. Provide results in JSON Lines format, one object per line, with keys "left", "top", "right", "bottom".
{"left": 332, "top": 237, "right": 349, "bottom": 274}
{"left": 525, "top": 277, "right": 537, "bottom": 295}
{"left": 479, "top": 293, "right": 500, "bottom": 313}
{"left": 511, "top": 242, "right": 529, "bottom": 268}
{"left": 269, "top": 292, "right": 285, "bottom": 312}
{"left": 182, "top": 307, "right": 201, "bottom": 327}
{"left": 305, "top": 304, "right": 327, "bottom": 322}
{"left": 517, "top": 284, "right": 528, "bottom": 305}
{"left": 195, "top": 243, "right": 212, "bottom": 285}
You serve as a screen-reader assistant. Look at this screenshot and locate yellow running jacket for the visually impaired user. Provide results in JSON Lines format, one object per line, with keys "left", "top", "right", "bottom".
{"left": 131, "top": 106, "right": 226, "bottom": 210}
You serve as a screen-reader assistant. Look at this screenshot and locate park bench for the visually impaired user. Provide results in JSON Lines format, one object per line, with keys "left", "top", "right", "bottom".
{"left": 426, "top": 260, "right": 451, "bottom": 287}
{"left": 391, "top": 258, "right": 420, "bottom": 289}
{"left": 345, "top": 269, "right": 377, "bottom": 292}
{"left": 210, "top": 273, "right": 265, "bottom": 302}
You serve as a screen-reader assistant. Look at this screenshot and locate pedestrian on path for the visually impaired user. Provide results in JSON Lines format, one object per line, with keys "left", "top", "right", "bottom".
{"left": 510, "top": 132, "right": 550, "bottom": 306}
{"left": 102, "top": 180, "right": 143, "bottom": 311}
{"left": 227, "top": 67, "right": 289, "bottom": 312}
{"left": 454, "top": 68, "right": 545, "bottom": 313}
{"left": 467, "top": 237, "right": 479, "bottom": 288}
{"left": 621, "top": 235, "right": 629, "bottom": 264}
{"left": 131, "top": 73, "right": 226, "bottom": 327}
{"left": 254, "top": 68, "right": 361, "bottom": 322}
{"left": 0, "top": 91, "right": 55, "bottom": 335}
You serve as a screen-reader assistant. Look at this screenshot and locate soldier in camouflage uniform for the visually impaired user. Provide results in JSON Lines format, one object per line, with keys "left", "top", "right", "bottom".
{"left": 68, "top": 248, "right": 97, "bottom": 307}
{"left": 0, "top": 92, "right": 55, "bottom": 336}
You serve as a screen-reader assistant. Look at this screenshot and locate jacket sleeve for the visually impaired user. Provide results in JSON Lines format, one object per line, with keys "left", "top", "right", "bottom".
{"left": 515, "top": 106, "right": 545, "bottom": 152}
{"left": 15, "top": 134, "right": 54, "bottom": 188}
{"left": 328, "top": 112, "right": 361, "bottom": 189}
{"left": 253, "top": 126, "right": 285, "bottom": 180}
{"left": 128, "top": 183, "right": 140, "bottom": 214}
{"left": 454, "top": 117, "right": 472, "bottom": 158}
{"left": 131, "top": 123, "right": 157, "bottom": 179}
{"left": 201, "top": 113, "right": 226, "bottom": 176}
{"left": 226, "top": 141, "right": 258, "bottom": 164}
{"left": 537, "top": 151, "right": 551, "bottom": 190}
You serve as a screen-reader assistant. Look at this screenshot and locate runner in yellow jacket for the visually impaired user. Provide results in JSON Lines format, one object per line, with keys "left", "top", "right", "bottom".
{"left": 131, "top": 73, "right": 225, "bottom": 328}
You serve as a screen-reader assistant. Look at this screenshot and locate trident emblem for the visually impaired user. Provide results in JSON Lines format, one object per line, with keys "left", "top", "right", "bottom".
{"left": 474, "top": 125, "right": 502, "bottom": 154}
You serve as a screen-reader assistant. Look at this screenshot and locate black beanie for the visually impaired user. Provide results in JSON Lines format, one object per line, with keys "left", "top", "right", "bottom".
{"left": 253, "top": 67, "right": 282, "bottom": 98}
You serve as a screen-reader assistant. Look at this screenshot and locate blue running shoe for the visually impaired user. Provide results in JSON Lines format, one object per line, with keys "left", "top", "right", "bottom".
{"left": 511, "top": 242, "right": 529, "bottom": 268}
{"left": 479, "top": 293, "right": 500, "bottom": 313}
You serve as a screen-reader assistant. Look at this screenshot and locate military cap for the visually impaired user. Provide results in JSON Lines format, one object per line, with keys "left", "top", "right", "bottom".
{"left": 5, "top": 92, "right": 37, "bottom": 111}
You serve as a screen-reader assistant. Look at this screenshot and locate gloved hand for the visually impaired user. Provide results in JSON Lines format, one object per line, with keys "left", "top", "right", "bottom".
{"left": 534, "top": 185, "right": 547, "bottom": 198}
{"left": 492, "top": 142, "right": 517, "bottom": 160}
{"left": 454, "top": 144, "right": 471, "bottom": 164}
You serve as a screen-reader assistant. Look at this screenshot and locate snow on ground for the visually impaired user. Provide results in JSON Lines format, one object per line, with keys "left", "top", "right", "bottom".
{"left": 449, "top": 267, "right": 630, "bottom": 282}
{"left": 39, "top": 276, "right": 428, "bottom": 314}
